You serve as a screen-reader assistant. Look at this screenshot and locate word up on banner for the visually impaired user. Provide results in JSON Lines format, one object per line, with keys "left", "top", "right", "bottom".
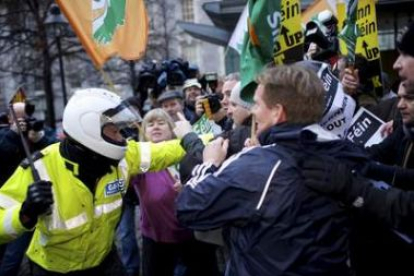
{"left": 273, "top": 0, "right": 303, "bottom": 55}
{"left": 355, "top": 0, "right": 379, "bottom": 62}
{"left": 361, "top": 40, "right": 380, "bottom": 60}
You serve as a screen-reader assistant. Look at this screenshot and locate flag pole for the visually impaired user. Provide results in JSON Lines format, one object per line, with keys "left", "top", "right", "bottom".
{"left": 99, "top": 68, "right": 119, "bottom": 94}
{"left": 9, "top": 88, "right": 40, "bottom": 182}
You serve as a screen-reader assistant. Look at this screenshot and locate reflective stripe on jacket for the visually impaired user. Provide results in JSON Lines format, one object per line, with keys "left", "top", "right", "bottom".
{"left": 0, "top": 139, "right": 185, "bottom": 273}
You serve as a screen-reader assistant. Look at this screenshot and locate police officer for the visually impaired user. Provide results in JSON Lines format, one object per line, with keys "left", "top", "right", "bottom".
{"left": 0, "top": 88, "right": 187, "bottom": 275}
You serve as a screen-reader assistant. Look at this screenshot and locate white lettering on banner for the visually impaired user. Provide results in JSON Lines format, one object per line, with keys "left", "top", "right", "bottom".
{"left": 321, "top": 71, "right": 333, "bottom": 91}
{"left": 348, "top": 117, "right": 372, "bottom": 139}
{"left": 267, "top": 11, "right": 281, "bottom": 44}
{"left": 346, "top": 107, "right": 385, "bottom": 147}
{"left": 302, "top": 61, "right": 356, "bottom": 138}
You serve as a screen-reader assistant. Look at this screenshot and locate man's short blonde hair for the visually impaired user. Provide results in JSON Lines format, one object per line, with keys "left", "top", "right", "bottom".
{"left": 257, "top": 64, "right": 325, "bottom": 125}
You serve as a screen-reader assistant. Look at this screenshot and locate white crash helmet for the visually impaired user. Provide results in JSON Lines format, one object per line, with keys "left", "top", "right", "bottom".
{"left": 63, "top": 88, "right": 141, "bottom": 160}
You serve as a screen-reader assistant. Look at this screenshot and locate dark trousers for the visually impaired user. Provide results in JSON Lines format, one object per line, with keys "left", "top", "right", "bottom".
{"left": 142, "top": 236, "right": 221, "bottom": 276}
{"left": 0, "top": 231, "right": 33, "bottom": 276}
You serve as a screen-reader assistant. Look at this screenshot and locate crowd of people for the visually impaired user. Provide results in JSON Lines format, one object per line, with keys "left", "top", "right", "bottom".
{"left": 0, "top": 8, "right": 414, "bottom": 276}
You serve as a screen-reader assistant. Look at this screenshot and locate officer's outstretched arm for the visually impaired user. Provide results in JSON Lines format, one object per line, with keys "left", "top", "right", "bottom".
{"left": 126, "top": 139, "right": 186, "bottom": 176}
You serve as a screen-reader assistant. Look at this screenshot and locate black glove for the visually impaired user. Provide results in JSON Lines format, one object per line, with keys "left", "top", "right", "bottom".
{"left": 300, "top": 157, "right": 353, "bottom": 202}
{"left": 20, "top": 180, "right": 53, "bottom": 228}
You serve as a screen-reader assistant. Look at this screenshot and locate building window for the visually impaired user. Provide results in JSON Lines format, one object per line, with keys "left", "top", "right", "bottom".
{"left": 182, "top": 0, "right": 194, "bottom": 22}
{"left": 182, "top": 44, "right": 197, "bottom": 64}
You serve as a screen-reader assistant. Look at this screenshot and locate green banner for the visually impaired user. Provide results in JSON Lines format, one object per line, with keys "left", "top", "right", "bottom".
{"left": 240, "top": 0, "right": 281, "bottom": 103}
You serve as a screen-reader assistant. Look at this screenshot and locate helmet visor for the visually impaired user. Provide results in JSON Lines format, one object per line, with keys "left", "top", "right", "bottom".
{"left": 101, "top": 101, "right": 142, "bottom": 140}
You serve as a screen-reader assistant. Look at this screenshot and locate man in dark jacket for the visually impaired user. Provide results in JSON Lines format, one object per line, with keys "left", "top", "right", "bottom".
{"left": 176, "top": 65, "right": 367, "bottom": 276}
{"left": 0, "top": 102, "right": 57, "bottom": 275}
{"left": 298, "top": 22, "right": 414, "bottom": 276}
{"left": 0, "top": 102, "right": 57, "bottom": 186}
{"left": 338, "top": 22, "right": 414, "bottom": 275}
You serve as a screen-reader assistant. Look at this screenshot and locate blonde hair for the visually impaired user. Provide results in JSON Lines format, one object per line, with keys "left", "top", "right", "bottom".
{"left": 257, "top": 64, "right": 325, "bottom": 125}
{"left": 142, "top": 108, "right": 175, "bottom": 142}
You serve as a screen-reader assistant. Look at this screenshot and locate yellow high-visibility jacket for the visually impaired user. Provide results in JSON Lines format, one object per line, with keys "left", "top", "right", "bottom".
{"left": 0, "top": 139, "right": 185, "bottom": 273}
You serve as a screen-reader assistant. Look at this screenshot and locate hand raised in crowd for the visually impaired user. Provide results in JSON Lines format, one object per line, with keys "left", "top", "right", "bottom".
{"left": 203, "top": 137, "right": 229, "bottom": 167}
{"left": 380, "top": 120, "right": 394, "bottom": 138}
{"left": 173, "top": 112, "right": 193, "bottom": 139}
{"left": 10, "top": 118, "right": 27, "bottom": 134}
{"left": 341, "top": 68, "right": 360, "bottom": 96}
{"left": 173, "top": 181, "right": 183, "bottom": 193}
{"left": 305, "top": 42, "right": 319, "bottom": 60}
{"left": 195, "top": 96, "right": 205, "bottom": 117}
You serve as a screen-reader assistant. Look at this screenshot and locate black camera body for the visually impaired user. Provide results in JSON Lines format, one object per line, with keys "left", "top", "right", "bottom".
{"left": 201, "top": 94, "right": 222, "bottom": 118}
{"left": 25, "top": 117, "right": 44, "bottom": 132}
{"left": 23, "top": 102, "right": 43, "bottom": 133}
{"left": 304, "top": 17, "right": 339, "bottom": 62}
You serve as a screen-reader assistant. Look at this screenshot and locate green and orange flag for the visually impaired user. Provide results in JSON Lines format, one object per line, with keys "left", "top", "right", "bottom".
{"left": 240, "top": 0, "right": 281, "bottom": 103}
{"left": 56, "top": 0, "right": 149, "bottom": 68}
{"left": 240, "top": 0, "right": 303, "bottom": 103}
{"left": 338, "top": 0, "right": 360, "bottom": 65}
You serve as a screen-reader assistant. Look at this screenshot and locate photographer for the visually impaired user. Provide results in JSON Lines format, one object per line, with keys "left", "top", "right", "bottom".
{"left": 0, "top": 102, "right": 57, "bottom": 186}
{"left": 304, "top": 10, "right": 340, "bottom": 65}
{"left": 0, "top": 102, "right": 57, "bottom": 275}
{"left": 182, "top": 78, "right": 203, "bottom": 124}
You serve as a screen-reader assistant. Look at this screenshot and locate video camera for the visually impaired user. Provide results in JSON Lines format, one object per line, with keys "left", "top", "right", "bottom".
{"left": 199, "top": 72, "right": 219, "bottom": 93}
{"left": 304, "top": 10, "right": 339, "bottom": 62}
{"left": 137, "top": 59, "right": 196, "bottom": 100}
{"left": 24, "top": 102, "right": 44, "bottom": 132}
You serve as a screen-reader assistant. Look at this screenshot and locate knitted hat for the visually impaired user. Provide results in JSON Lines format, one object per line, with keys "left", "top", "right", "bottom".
{"left": 397, "top": 22, "right": 414, "bottom": 57}
{"left": 230, "top": 82, "right": 254, "bottom": 110}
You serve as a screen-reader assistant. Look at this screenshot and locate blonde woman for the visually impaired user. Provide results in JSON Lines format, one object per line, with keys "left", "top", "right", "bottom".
{"left": 132, "top": 108, "right": 219, "bottom": 276}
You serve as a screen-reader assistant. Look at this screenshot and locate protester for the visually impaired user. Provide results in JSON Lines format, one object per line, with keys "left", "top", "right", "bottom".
{"left": 220, "top": 73, "right": 240, "bottom": 114}
{"left": 301, "top": 156, "right": 414, "bottom": 236}
{"left": 157, "top": 90, "right": 185, "bottom": 122}
{"left": 176, "top": 65, "right": 367, "bottom": 276}
{"left": 394, "top": 22, "right": 414, "bottom": 82}
{"left": 132, "top": 108, "right": 219, "bottom": 276}
{"left": 0, "top": 88, "right": 188, "bottom": 275}
{"left": 0, "top": 102, "right": 57, "bottom": 276}
{"left": 177, "top": 82, "right": 253, "bottom": 183}
{"left": 227, "top": 81, "right": 252, "bottom": 128}
{"left": 0, "top": 102, "right": 57, "bottom": 186}
{"left": 182, "top": 79, "right": 203, "bottom": 124}
{"left": 302, "top": 22, "right": 414, "bottom": 276}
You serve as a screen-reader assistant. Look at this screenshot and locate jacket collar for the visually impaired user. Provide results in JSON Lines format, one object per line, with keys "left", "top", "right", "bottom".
{"left": 258, "top": 123, "right": 340, "bottom": 146}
